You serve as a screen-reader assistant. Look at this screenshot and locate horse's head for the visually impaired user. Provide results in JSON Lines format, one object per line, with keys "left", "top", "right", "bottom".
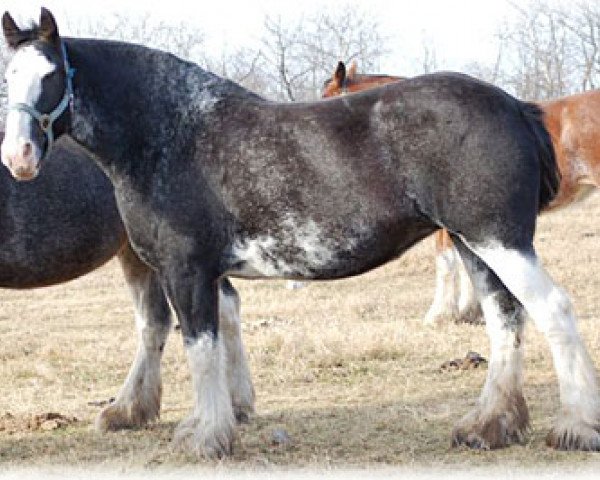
{"left": 322, "top": 61, "right": 358, "bottom": 98}
{"left": 1, "top": 8, "right": 72, "bottom": 181}
{"left": 321, "top": 61, "right": 405, "bottom": 98}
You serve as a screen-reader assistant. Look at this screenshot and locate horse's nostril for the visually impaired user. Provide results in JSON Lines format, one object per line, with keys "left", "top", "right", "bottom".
{"left": 22, "top": 142, "right": 33, "bottom": 158}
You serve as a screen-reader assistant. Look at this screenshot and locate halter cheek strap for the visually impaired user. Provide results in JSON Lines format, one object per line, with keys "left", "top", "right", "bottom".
{"left": 9, "top": 42, "right": 75, "bottom": 155}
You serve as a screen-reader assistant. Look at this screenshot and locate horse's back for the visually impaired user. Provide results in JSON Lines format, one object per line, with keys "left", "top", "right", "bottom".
{"left": 205, "top": 73, "right": 557, "bottom": 279}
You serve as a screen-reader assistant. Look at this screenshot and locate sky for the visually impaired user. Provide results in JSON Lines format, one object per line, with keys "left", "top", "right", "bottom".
{"left": 2, "top": 0, "right": 528, "bottom": 75}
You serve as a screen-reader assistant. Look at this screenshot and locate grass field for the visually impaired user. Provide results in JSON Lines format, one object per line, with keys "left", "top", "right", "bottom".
{"left": 1, "top": 195, "right": 600, "bottom": 473}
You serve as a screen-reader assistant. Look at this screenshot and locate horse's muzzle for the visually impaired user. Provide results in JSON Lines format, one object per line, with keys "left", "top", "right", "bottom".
{"left": 1, "top": 141, "right": 40, "bottom": 181}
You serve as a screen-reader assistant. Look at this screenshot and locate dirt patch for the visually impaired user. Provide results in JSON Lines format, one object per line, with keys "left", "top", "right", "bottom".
{"left": 0, "top": 412, "right": 78, "bottom": 434}
{"left": 440, "top": 351, "right": 487, "bottom": 371}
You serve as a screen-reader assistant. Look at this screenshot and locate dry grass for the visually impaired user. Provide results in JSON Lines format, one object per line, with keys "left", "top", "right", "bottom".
{"left": 2, "top": 195, "right": 600, "bottom": 472}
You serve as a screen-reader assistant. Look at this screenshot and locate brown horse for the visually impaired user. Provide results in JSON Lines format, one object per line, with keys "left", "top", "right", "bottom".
{"left": 324, "top": 61, "right": 600, "bottom": 324}
{"left": 322, "top": 61, "right": 406, "bottom": 98}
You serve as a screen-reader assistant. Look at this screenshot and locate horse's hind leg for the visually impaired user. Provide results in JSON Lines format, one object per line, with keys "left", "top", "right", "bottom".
{"left": 450, "top": 236, "right": 529, "bottom": 449}
{"left": 96, "top": 243, "right": 172, "bottom": 431}
{"left": 461, "top": 238, "right": 600, "bottom": 450}
{"left": 219, "top": 278, "right": 255, "bottom": 422}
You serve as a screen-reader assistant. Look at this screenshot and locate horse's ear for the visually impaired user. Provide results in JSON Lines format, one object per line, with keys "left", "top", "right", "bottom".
{"left": 334, "top": 61, "right": 346, "bottom": 86}
{"left": 2, "top": 11, "right": 21, "bottom": 49}
{"left": 347, "top": 61, "right": 357, "bottom": 79}
{"left": 39, "top": 7, "right": 60, "bottom": 46}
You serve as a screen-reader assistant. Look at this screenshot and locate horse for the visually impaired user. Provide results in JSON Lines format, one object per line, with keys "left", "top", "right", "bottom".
{"left": 324, "top": 61, "right": 600, "bottom": 325}
{"left": 0, "top": 135, "right": 254, "bottom": 426}
{"left": 322, "top": 60, "right": 406, "bottom": 98}
{"left": 3, "top": 8, "right": 599, "bottom": 457}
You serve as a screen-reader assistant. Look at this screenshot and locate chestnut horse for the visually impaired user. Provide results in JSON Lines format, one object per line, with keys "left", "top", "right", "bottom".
{"left": 324, "top": 61, "right": 600, "bottom": 324}
{"left": 322, "top": 60, "right": 406, "bottom": 98}
{"left": 5, "top": 9, "right": 600, "bottom": 457}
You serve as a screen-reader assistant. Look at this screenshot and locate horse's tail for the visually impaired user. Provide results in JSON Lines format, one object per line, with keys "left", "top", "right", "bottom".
{"left": 520, "top": 101, "right": 560, "bottom": 211}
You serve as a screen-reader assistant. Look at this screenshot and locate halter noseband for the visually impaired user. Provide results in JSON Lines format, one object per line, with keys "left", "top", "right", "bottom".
{"left": 9, "top": 42, "right": 74, "bottom": 155}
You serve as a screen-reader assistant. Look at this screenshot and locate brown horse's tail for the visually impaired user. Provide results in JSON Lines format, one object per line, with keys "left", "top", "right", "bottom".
{"left": 520, "top": 102, "right": 560, "bottom": 211}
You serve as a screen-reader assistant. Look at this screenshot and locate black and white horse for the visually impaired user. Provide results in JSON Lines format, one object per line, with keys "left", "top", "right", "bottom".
{"left": 2, "top": 8, "right": 599, "bottom": 456}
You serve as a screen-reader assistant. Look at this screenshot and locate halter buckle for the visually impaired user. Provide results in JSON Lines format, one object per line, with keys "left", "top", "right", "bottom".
{"left": 39, "top": 114, "right": 51, "bottom": 133}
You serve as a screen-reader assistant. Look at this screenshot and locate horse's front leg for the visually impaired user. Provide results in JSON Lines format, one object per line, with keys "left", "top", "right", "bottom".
{"left": 164, "top": 266, "right": 235, "bottom": 458}
{"left": 96, "top": 243, "right": 172, "bottom": 431}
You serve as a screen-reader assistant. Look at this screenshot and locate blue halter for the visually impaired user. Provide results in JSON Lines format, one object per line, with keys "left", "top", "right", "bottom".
{"left": 9, "top": 42, "right": 75, "bottom": 155}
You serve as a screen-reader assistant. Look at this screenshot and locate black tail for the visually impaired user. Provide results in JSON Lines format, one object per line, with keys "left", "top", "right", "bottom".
{"left": 520, "top": 101, "right": 560, "bottom": 211}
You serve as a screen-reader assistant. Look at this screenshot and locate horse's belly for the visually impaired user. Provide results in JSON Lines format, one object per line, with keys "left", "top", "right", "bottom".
{"left": 227, "top": 228, "right": 341, "bottom": 280}
{"left": 225, "top": 217, "right": 420, "bottom": 280}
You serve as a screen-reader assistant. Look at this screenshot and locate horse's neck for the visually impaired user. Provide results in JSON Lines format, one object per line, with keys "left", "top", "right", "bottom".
{"left": 66, "top": 38, "right": 223, "bottom": 171}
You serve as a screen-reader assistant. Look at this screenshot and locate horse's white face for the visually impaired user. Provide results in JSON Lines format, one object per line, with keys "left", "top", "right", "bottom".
{"left": 1, "top": 45, "right": 56, "bottom": 180}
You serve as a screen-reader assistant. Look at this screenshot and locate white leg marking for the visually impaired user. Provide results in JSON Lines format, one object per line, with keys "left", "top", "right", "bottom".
{"left": 174, "top": 333, "right": 235, "bottom": 457}
{"left": 96, "top": 310, "right": 168, "bottom": 431}
{"left": 424, "top": 246, "right": 460, "bottom": 324}
{"left": 219, "top": 287, "right": 255, "bottom": 421}
{"left": 480, "top": 295, "right": 524, "bottom": 397}
{"left": 453, "top": 265, "right": 529, "bottom": 448}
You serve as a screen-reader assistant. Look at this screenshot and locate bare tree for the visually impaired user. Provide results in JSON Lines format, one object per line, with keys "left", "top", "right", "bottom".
{"left": 257, "top": 6, "right": 390, "bottom": 101}
{"left": 62, "top": 12, "right": 206, "bottom": 64}
{"left": 495, "top": 0, "right": 600, "bottom": 99}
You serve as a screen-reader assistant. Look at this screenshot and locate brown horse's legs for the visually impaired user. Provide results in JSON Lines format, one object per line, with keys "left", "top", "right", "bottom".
{"left": 424, "top": 229, "right": 460, "bottom": 323}
{"left": 96, "top": 243, "right": 172, "bottom": 431}
{"left": 425, "top": 229, "right": 484, "bottom": 324}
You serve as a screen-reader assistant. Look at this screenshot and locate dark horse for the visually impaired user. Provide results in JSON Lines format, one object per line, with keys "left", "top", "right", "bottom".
{"left": 0, "top": 137, "right": 254, "bottom": 426}
{"left": 3, "top": 9, "right": 600, "bottom": 457}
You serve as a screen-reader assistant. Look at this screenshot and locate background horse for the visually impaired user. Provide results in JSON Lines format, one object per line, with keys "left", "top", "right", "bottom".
{"left": 322, "top": 60, "right": 405, "bottom": 98}
{"left": 0, "top": 134, "right": 254, "bottom": 427}
{"left": 324, "top": 61, "right": 600, "bottom": 325}
{"left": 3, "top": 8, "right": 599, "bottom": 457}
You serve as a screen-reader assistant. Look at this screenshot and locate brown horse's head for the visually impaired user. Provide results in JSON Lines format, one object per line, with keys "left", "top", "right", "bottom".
{"left": 322, "top": 60, "right": 405, "bottom": 98}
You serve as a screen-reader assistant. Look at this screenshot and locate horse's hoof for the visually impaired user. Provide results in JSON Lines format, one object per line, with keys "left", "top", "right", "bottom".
{"left": 231, "top": 385, "right": 255, "bottom": 425}
{"left": 95, "top": 398, "right": 160, "bottom": 432}
{"left": 173, "top": 413, "right": 235, "bottom": 458}
{"left": 546, "top": 419, "right": 600, "bottom": 451}
{"left": 423, "top": 309, "right": 458, "bottom": 326}
{"left": 455, "top": 304, "right": 485, "bottom": 325}
{"left": 234, "top": 406, "right": 252, "bottom": 424}
{"left": 452, "top": 399, "right": 529, "bottom": 449}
